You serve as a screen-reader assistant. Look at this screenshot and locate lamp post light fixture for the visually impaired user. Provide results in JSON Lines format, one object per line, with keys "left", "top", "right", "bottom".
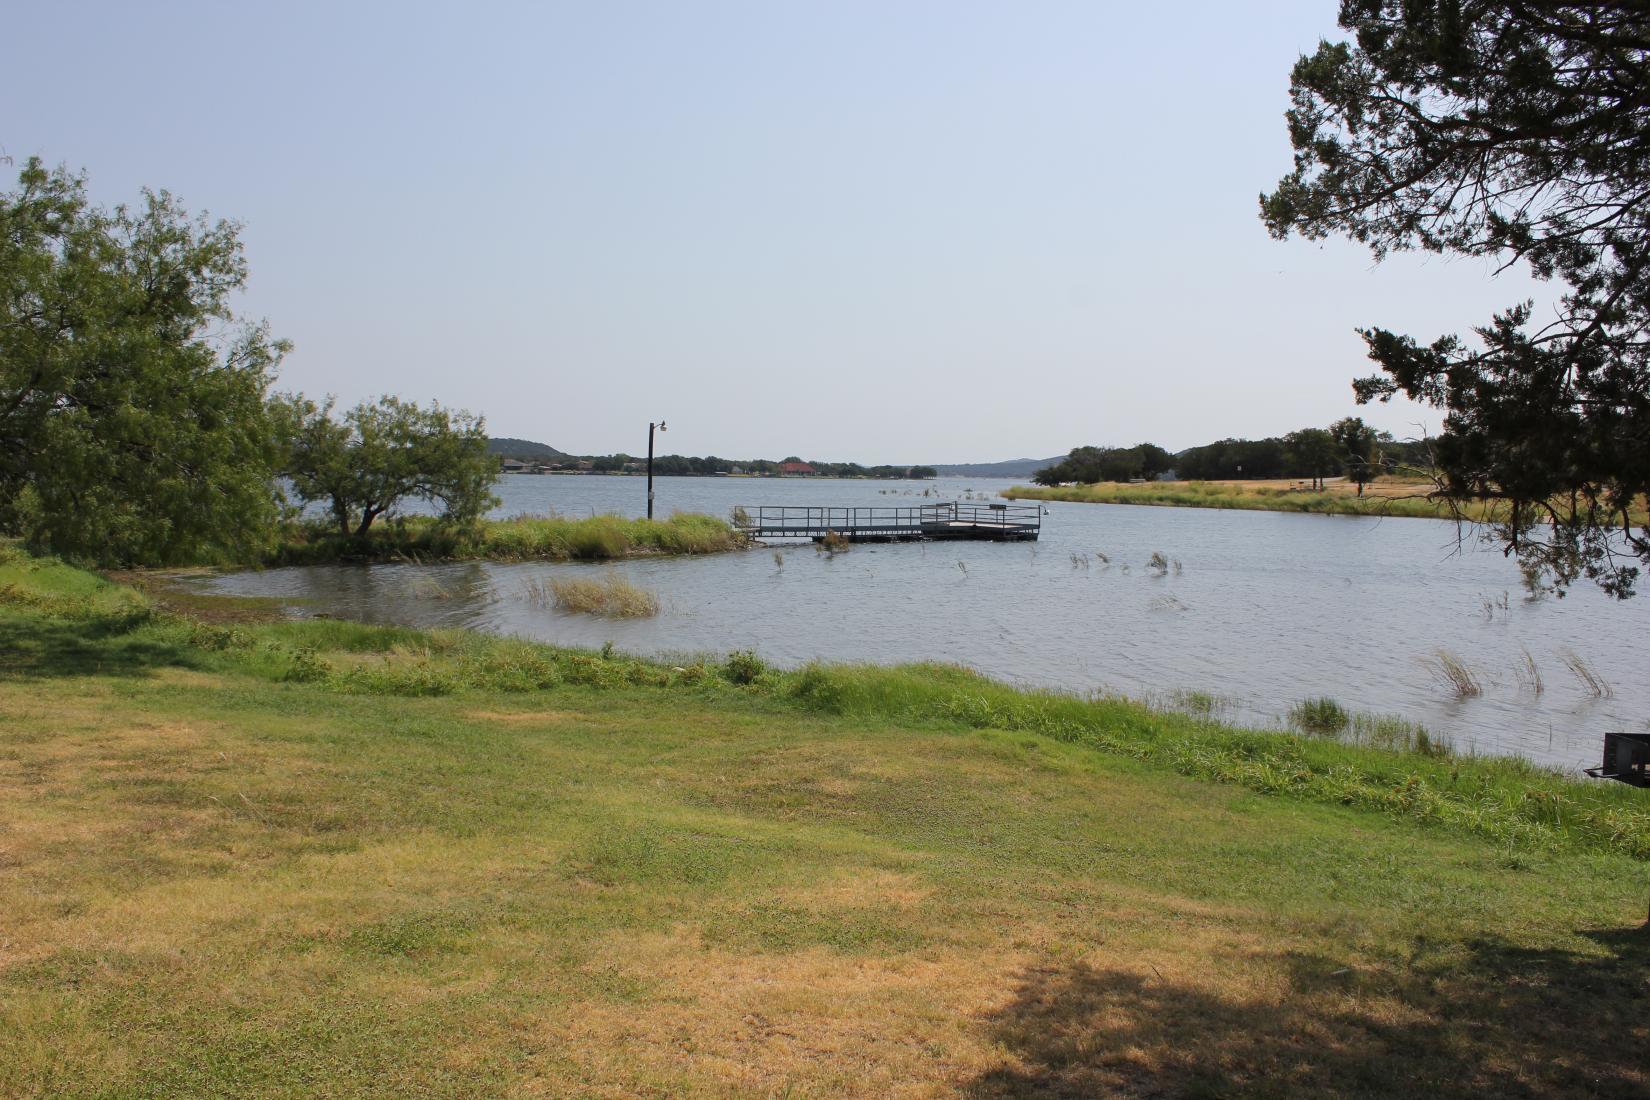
{"left": 647, "top": 420, "right": 667, "bottom": 519}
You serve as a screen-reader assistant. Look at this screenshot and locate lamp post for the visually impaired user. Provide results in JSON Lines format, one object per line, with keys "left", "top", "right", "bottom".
{"left": 647, "top": 420, "right": 667, "bottom": 519}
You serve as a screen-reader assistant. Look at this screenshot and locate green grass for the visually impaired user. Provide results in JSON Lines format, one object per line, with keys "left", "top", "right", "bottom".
{"left": 1004, "top": 479, "right": 1493, "bottom": 519}
{"left": 269, "top": 510, "right": 746, "bottom": 564}
{"left": 3, "top": 552, "right": 1648, "bottom": 1097}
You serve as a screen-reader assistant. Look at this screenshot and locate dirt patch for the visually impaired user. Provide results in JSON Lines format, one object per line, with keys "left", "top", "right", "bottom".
{"left": 528, "top": 931, "right": 1028, "bottom": 1098}
{"left": 777, "top": 869, "right": 932, "bottom": 910}
{"left": 464, "top": 710, "right": 586, "bottom": 726}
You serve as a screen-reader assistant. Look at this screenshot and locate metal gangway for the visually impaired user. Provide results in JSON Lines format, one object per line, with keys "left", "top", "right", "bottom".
{"left": 732, "top": 502, "right": 1042, "bottom": 542}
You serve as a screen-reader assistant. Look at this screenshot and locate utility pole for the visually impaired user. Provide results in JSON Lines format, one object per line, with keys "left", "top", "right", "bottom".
{"left": 647, "top": 420, "right": 667, "bottom": 519}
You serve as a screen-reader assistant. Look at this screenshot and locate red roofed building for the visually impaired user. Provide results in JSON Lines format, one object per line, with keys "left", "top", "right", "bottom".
{"left": 778, "top": 462, "right": 816, "bottom": 476}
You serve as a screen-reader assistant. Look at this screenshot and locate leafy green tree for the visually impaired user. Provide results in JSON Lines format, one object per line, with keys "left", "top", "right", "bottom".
{"left": 1175, "top": 438, "right": 1289, "bottom": 480}
{"left": 1285, "top": 428, "right": 1339, "bottom": 490}
{"left": 1035, "top": 443, "right": 1172, "bottom": 485}
{"left": 0, "top": 158, "right": 286, "bottom": 564}
{"left": 1329, "top": 417, "right": 1380, "bottom": 496}
{"left": 1262, "top": 1, "right": 1650, "bottom": 596}
{"left": 279, "top": 395, "right": 498, "bottom": 537}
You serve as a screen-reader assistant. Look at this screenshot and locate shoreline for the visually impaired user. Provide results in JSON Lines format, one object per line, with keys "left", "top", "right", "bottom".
{"left": 4, "top": 546, "right": 1641, "bottom": 859}
{"left": 1002, "top": 479, "right": 1496, "bottom": 521}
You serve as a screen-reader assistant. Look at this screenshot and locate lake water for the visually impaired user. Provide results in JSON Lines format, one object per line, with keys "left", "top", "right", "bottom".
{"left": 187, "top": 474, "right": 1649, "bottom": 771}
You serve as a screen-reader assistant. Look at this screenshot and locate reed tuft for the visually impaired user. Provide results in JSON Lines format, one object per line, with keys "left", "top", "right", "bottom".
{"left": 546, "top": 572, "right": 660, "bottom": 618}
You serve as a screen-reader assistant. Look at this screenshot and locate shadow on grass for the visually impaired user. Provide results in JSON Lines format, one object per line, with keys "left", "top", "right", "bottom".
{"left": 967, "top": 928, "right": 1648, "bottom": 1099}
{"left": 0, "top": 615, "right": 196, "bottom": 680}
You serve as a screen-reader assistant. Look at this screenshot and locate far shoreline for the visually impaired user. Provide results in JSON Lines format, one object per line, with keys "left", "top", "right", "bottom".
{"left": 1001, "top": 478, "right": 1499, "bottom": 522}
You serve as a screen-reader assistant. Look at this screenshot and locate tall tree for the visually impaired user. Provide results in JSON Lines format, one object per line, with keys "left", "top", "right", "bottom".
{"left": 1034, "top": 443, "right": 1172, "bottom": 486}
{"left": 0, "top": 159, "right": 285, "bottom": 564}
{"left": 1285, "top": 427, "right": 1339, "bottom": 489}
{"left": 1262, "top": 2, "right": 1650, "bottom": 596}
{"left": 278, "top": 395, "right": 498, "bottom": 537}
{"left": 1329, "top": 417, "right": 1380, "bottom": 495}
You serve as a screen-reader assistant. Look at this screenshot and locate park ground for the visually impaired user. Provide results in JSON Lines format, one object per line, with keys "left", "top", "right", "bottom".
{"left": 1, "top": 552, "right": 1647, "bottom": 1098}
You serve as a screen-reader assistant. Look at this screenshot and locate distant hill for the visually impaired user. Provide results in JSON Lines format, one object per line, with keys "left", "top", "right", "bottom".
{"left": 929, "top": 456, "right": 1064, "bottom": 479}
{"left": 487, "top": 437, "right": 568, "bottom": 460}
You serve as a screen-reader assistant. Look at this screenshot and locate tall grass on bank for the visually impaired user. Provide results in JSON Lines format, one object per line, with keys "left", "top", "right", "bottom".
{"left": 4, "top": 548, "right": 1647, "bottom": 860}
{"left": 271, "top": 511, "right": 745, "bottom": 565}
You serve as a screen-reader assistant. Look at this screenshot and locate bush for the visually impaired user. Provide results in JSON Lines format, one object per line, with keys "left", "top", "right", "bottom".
{"left": 723, "top": 649, "right": 767, "bottom": 685}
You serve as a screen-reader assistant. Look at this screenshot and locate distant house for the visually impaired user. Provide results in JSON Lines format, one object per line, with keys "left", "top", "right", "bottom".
{"left": 779, "top": 462, "right": 816, "bottom": 476}
{"left": 500, "top": 459, "right": 530, "bottom": 473}
{"left": 575, "top": 459, "right": 594, "bottom": 472}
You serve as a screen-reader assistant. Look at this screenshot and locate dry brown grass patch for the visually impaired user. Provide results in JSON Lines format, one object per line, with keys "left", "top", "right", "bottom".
{"left": 531, "top": 931, "right": 1029, "bottom": 1098}
{"left": 544, "top": 571, "right": 660, "bottom": 618}
{"left": 462, "top": 709, "right": 585, "bottom": 725}
{"left": 777, "top": 869, "right": 932, "bottom": 910}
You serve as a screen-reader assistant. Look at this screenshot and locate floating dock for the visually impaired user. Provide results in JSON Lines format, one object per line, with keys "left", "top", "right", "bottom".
{"left": 733, "top": 502, "right": 1042, "bottom": 543}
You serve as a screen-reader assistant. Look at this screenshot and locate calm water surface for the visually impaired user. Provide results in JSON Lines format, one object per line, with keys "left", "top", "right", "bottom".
{"left": 189, "top": 475, "right": 1649, "bottom": 770}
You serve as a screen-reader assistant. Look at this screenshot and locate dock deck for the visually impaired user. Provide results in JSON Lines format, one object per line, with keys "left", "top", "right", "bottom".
{"left": 733, "top": 502, "right": 1042, "bottom": 543}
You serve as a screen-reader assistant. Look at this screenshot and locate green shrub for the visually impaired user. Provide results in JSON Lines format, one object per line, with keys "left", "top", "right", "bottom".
{"left": 280, "top": 645, "right": 330, "bottom": 683}
{"left": 723, "top": 650, "right": 766, "bottom": 685}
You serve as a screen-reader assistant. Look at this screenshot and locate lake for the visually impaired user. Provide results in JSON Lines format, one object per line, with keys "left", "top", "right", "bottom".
{"left": 186, "top": 474, "right": 1649, "bottom": 771}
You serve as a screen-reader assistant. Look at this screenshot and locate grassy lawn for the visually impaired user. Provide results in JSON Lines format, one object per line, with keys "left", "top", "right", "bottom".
{"left": 2, "top": 553, "right": 1648, "bottom": 1097}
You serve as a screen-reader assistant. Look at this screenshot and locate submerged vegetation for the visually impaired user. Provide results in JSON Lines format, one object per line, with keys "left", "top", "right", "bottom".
{"left": 1561, "top": 649, "right": 1614, "bottom": 699}
{"left": 1430, "top": 650, "right": 1484, "bottom": 699}
{"left": 542, "top": 571, "right": 660, "bottom": 618}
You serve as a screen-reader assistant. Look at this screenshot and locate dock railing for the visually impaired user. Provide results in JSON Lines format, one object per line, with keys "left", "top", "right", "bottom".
{"left": 732, "top": 502, "right": 1041, "bottom": 541}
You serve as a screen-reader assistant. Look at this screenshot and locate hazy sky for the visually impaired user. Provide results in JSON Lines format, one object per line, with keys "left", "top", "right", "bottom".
{"left": 6, "top": 1, "right": 1551, "bottom": 463}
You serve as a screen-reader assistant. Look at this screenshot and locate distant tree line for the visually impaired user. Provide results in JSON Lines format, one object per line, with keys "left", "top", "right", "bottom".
{"left": 1034, "top": 418, "right": 1432, "bottom": 495}
{"left": 572, "top": 454, "right": 935, "bottom": 479}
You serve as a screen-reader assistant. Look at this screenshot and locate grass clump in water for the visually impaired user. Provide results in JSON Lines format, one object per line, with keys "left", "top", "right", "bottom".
{"left": 547, "top": 572, "right": 659, "bottom": 618}
{"left": 1288, "top": 696, "right": 1349, "bottom": 735}
{"left": 1431, "top": 650, "right": 1482, "bottom": 698}
{"left": 1561, "top": 649, "right": 1613, "bottom": 697}
{"left": 816, "top": 531, "right": 852, "bottom": 555}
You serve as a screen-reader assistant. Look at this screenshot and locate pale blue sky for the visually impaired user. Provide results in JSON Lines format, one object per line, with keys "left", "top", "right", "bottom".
{"left": 5, "top": 1, "right": 1547, "bottom": 462}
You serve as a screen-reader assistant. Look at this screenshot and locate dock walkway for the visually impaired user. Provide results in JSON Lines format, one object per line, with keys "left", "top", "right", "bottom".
{"left": 733, "top": 502, "right": 1041, "bottom": 543}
